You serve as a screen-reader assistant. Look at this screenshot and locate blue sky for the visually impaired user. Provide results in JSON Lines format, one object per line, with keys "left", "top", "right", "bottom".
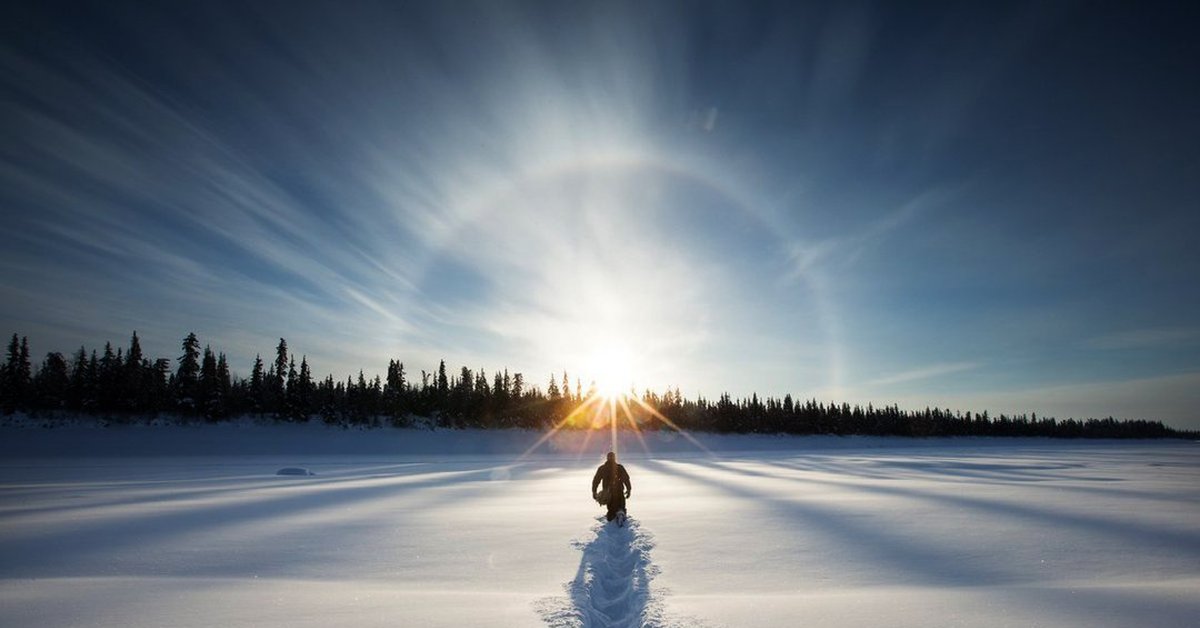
{"left": 2, "top": 1, "right": 1198, "bottom": 428}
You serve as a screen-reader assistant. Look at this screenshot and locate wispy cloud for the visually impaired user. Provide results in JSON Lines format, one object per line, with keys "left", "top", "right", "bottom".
{"left": 0, "top": 5, "right": 805, "bottom": 390}
{"left": 784, "top": 184, "right": 965, "bottom": 281}
{"left": 0, "top": 43, "right": 435, "bottom": 375}
{"left": 3, "top": 1, "right": 1196, "bottom": 423}
{"left": 864, "top": 362, "right": 980, "bottom": 387}
{"left": 1082, "top": 327, "right": 1200, "bottom": 350}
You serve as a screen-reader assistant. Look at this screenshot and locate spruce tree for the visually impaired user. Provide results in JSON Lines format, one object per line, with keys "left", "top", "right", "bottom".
{"left": 250, "top": 354, "right": 265, "bottom": 413}
{"left": 175, "top": 333, "right": 201, "bottom": 413}
{"left": 18, "top": 337, "right": 31, "bottom": 397}
{"left": 86, "top": 351, "right": 99, "bottom": 413}
{"left": 216, "top": 353, "right": 229, "bottom": 398}
{"left": 3, "top": 335, "right": 34, "bottom": 412}
{"left": 437, "top": 360, "right": 449, "bottom": 398}
{"left": 216, "top": 352, "right": 231, "bottom": 417}
{"left": 384, "top": 359, "right": 406, "bottom": 419}
{"left": 200, "top": 346, "right": 218, "bottom": 419}
{"left": 151, "top": 358, "right": 171, "bottom": 412}
{"left": 39, "top": 352, "right": 70, "bottom": 409}
{"left": 99, "top": 342, "right": 118, "bottom": 411}
{"left": 491, "top": 370, "right": 505, "bottom": 423}
{"left": 68, "top": 347, "right": 89, "bottom": 411}
{"left": 127, "top": 332, "right": 143, "bottom": 367}
{"left": 297, "top": 356, "right": 312, "bottom": 418}
{"left": 2, "top": 334, "right": 20, "bottom": 413}
{"left": 124, "top": 332, "right": 144, "bottom": 411}
{"left": 284, "top": 356, "right": 298, "bottom": 419}
{"left": 272, "top": 339, "right": 288, "bottom": 414}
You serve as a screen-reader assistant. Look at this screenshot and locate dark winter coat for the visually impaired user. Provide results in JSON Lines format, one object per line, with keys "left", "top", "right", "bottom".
{"left": 592, "top": 461, "right": 631, "bottom": 520}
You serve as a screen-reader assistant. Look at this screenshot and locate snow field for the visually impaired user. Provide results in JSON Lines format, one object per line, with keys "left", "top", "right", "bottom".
{"left": 1, "top": 426, "right": 1197, "bottom": 627}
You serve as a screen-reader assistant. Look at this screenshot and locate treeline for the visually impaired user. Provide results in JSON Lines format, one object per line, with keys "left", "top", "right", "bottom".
{"left": 0, "top": 331, "right": 577, "bottom": 427}
{"left": 1, "top": 331, "right": 1195, "bottom": 439}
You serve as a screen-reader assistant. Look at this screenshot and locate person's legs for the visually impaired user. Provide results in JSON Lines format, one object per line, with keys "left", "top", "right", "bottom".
{"left": 606, "top": 492, "right": 626, "bottom": 521}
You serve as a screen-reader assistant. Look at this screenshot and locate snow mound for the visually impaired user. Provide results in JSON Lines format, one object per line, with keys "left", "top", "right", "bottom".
{"left": 275, "top": 467, "right": 315, "bottom": 476}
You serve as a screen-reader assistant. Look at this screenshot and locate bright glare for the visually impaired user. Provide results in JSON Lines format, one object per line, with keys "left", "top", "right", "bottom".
{"left": 586, "top": 345, "right": 633, "bottom": 400}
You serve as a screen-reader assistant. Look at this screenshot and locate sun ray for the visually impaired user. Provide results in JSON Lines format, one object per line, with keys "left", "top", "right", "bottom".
{"left": 517, "top": 376, "right": 713, "bottom": 464}
{"left": 617, "top": 395, "right": 651, "bottom": 455}
{"left": 576, "top": 420, "right": 597, "bottom": 461}
{"left": 609, "top": 396, "right": 618, "bottom": 456}
{"left": 628, "top": 394, "right": 715, "bottom": 457}
{"left": 514, "top": 393, "right": 606, "bottom": 461}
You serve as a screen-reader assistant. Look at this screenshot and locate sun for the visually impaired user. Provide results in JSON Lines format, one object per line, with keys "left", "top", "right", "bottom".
{"left": 515, "top": 339, "right": 713, "bottom": 462}
{"left": 586, "top": 345, "right": 633, "bottom": 400}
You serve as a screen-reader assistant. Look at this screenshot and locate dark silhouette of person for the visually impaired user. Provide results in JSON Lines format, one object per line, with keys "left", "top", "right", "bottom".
{"left": 591, "top": 451, "right": 631, "bottom": 522}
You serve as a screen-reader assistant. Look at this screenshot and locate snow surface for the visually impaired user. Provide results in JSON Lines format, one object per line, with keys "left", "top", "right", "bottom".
{"left": 1, "top": 423, "right": 1197, "bottom": 627}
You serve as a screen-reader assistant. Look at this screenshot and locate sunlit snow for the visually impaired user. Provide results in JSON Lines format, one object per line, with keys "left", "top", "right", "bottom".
{"left": 1, "top": 425, "right": 1197, "bottom": 627}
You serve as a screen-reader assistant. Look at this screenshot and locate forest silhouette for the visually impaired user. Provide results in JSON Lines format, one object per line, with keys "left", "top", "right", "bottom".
{"left": 2, "top": 332, "right": 1193, "bottom": 440}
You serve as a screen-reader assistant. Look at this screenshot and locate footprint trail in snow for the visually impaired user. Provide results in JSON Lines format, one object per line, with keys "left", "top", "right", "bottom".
{"left": 538, "top": 516, "right": 695, "bottom": 628}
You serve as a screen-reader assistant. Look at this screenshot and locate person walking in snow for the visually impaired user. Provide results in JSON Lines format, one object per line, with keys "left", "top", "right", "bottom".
{"left": 592, "top": 451, "right": 631, "bottom": 523}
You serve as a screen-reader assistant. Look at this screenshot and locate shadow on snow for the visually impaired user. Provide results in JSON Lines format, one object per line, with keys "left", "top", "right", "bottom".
{"left": 538, "top": 516, "right": 665, "bottom": 628}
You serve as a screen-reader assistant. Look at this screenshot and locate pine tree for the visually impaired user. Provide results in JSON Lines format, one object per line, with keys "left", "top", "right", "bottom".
{"left": 384, "top": 359, "right": 406, "bottom": 420}
{"left": 475, "top": 369, "right": 490, "bottom": 396}
{"left": 122, "top": 331, "right": 143, "bottom": 411}
{"left": 250, "top": 354, "right": 265, "bottom": 413}
{"left": 297, "top": 356, "right": 312, "bottom": 418}
{"left": 18, "top": 336, "right": 31, "bottom": 394}
{"left": 284, "top": 356, "right": 298, "bottom": 419}
{"left": 354, "top": 370, "right": 369, "bottom": 422}
{"left": 175, "top": 333, "right": 201, "bottom": 413}
{"left": 272, "top": 338, "right": 288, "bottom": 414}
{"left": 216, "top": 352, "right": 231, "bottom": 418}
{"left": 386, "top": 360, "right": 410, "bottom": 420}
{"left": 68, "top": 346, "right": 89, "bottom": 411}
{"left": 99, "top": 342, "right": 118, "bottom": 411}
{"left": 2, "top": 334, "right": 20, "bottom": 413}
{"left": 86, "top": 351, "right": 99, "bottom": 413}
{"left": 492, "top": 371, "right": 505, "bottom": 410}
{"left": 35, "top": 352, "right": 69, "bottom": 410}
{"left": 437, "top": 360, "right": 449, "bottom": 398}
{"left": 3, "top": 335, "right": 34, "bottom": 412}
{"left": 200, "top": 346, "right": 218, "bottom": 419}
{"left": 126, "top": 331, "right": 143, "bottom": 367}
{"left": 370, "top": 375, "right": 382, "bottom": 423}
{"left": 151, "top": 358, "right": 171, "bottom": 412}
